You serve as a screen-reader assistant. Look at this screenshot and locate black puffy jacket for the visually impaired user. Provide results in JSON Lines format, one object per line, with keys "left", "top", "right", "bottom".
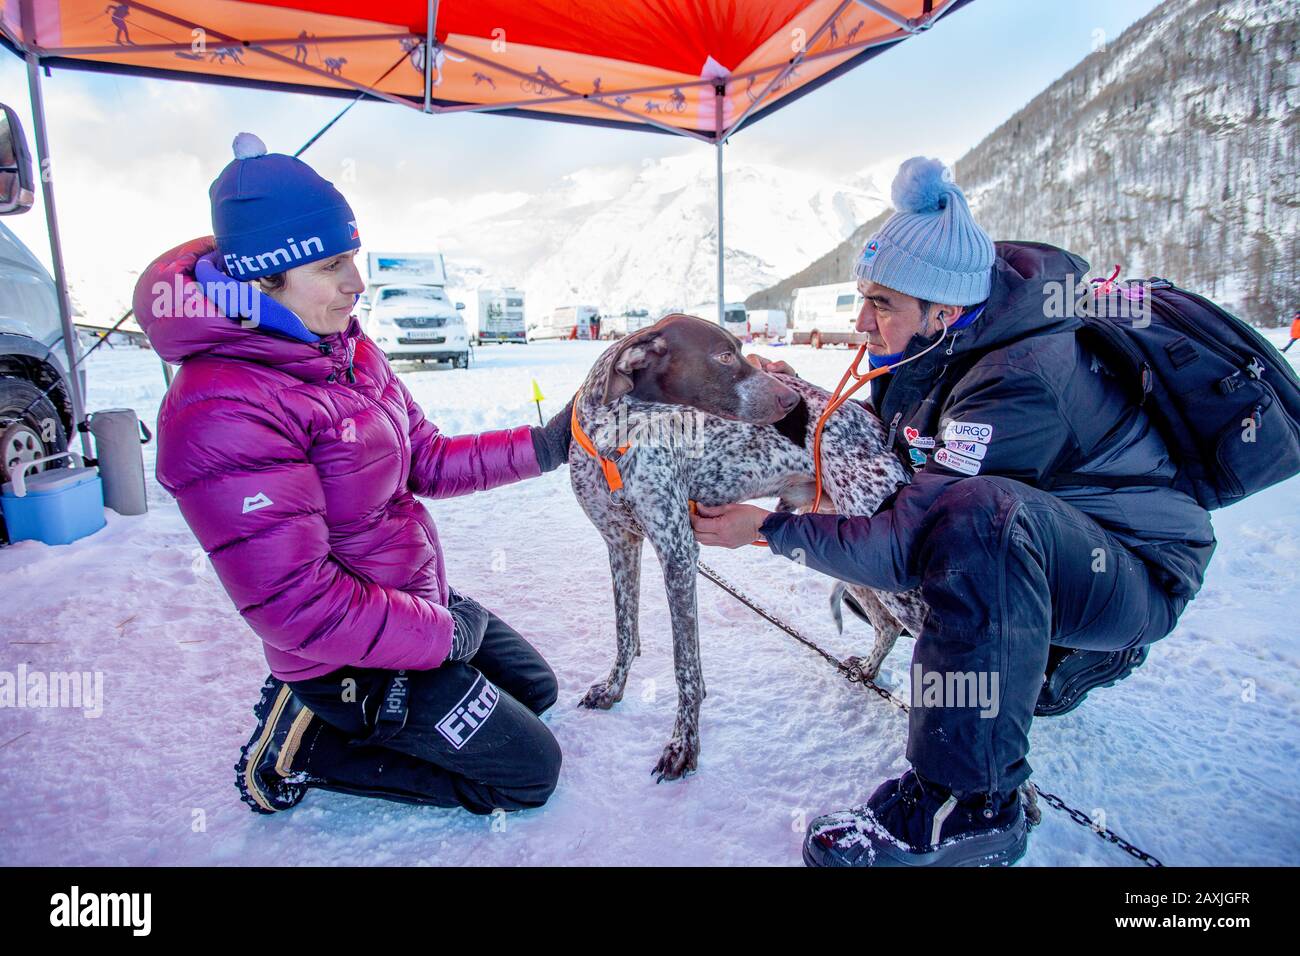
{"left": 761, "top": 242, "right": 1216, "bottom": 600}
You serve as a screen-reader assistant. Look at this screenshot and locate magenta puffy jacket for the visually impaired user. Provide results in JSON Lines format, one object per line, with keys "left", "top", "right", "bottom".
{"left": 134, "top": 237, "right": 540, "bottom": 680}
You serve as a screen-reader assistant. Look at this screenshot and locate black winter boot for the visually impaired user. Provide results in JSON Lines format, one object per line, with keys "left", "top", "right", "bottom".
{"left": 802, "top": 769, "right": 1029, "bottom": 867}
{"left": 235, "top": 676, "right": 315, "bottom": 813}
{"left": 1034, "top": 645, "right": 1149, "bottom": 717}
{"left": 236, "top": 676, "right": 461, "bottom": 812}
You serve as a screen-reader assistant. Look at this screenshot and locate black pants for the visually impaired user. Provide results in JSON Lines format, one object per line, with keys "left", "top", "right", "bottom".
{"left": 288, "top": 607, "right": 561, "bottom": 814}
{"left": 910, "top": 476, "right": 1192, "bottom": 797}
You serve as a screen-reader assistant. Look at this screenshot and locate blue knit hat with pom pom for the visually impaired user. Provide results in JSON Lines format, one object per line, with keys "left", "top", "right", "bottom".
{"left": 854, "top": 157, "right": 993, "bottom": 306}
{"left": 209, "top": 132, "right": 360, "bottom": 280}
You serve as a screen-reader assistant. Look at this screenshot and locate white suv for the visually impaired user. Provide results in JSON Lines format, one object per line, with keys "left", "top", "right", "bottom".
{"left": 363, "top": 285, "right": 470, "bottom": 368}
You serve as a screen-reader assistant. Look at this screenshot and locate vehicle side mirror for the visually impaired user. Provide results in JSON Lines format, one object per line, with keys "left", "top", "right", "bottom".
{"left": 455, "top": 301, "right": 465, "bottom": 310}
{"left": 0, "top": 104, "right": 35, "bottom": 216}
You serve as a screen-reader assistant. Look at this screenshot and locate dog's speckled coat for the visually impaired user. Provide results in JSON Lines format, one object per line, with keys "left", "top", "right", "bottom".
{"left": 571, "top": 335, "right": 927, "bottom": 780}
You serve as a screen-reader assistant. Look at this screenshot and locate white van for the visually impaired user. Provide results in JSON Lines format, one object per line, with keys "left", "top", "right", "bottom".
{"left": 721, "top": 302, "right": 749, "bottom": 339}
{"left": 475, "top": 288, "right": 527, "bottom": 344}
{"left": 791, "top": 281, "right": 865, "bottom": 347}
{"left": 685, "top": 301, "right": 748, "bottom": 338}
{"left": 364, "top": 284, "right": 470, "bottom": 367}
{"left": 746, "top": 308, "right": 788, "bottom": 340}
{"left": 530, "top": 304, "right": 599, "bottom": 341}
{"left": 605, "top": 309, "right": 654, "bottom": 339}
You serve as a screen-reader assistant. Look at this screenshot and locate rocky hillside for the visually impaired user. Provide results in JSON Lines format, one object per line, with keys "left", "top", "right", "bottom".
{"left": 749, "top": 0, "right": 1298, "bottom": 326}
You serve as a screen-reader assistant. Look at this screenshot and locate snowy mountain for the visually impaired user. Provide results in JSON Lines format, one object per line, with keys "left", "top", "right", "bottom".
{"left": 750, "top": 0, "right": 1298, "bottom": 326}
{"left": 436, "top": 152, "right": 888, "bottom": 325}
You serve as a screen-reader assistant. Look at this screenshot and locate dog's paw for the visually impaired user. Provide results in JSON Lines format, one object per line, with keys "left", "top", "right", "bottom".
{"left": 578, "top": 681, "right": 623, "bottom": 710}
{"left": 843, "top": 654, "right": 882, "bottom": 683}
{"left": 651, "top": 737, "right": 698, "bottom": 782}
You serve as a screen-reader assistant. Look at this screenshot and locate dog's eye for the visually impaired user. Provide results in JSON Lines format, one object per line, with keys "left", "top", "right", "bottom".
{"left": 716, "top": 352, "right": 735, "bottom": 365}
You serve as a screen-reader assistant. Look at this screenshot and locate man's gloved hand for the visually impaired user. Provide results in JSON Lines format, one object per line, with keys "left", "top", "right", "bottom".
{"left": 531, "top": 394, "right": 575, "bottom": 472}
{"left": 446, "top": 589, "right": 491, "bottom": 662}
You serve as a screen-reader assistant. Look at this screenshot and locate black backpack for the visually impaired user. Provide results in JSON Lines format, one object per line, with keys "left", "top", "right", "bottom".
{"left": 1050, "top": 275, "right": 1300, "bottom": 510}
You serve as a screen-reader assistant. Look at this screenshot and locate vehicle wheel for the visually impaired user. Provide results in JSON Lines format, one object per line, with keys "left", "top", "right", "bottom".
{"left": 810, "top": 331, "right": 823, "bottom": 349}
{"left": 1, "top": 377, "right": 70, "bottom": 544}
{"left": 1, "top": 377, "right": 69, "bottom": 483}
{"left": 453, "top": 352, "right": 469, "bottom": 369}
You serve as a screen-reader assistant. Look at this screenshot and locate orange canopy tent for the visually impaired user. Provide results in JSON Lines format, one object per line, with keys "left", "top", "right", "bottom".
{"left": 1, "top": 0, "right": 974, "bottom": 444}
{"left": 6, "top": 0, "right": 973, "bottom": 139}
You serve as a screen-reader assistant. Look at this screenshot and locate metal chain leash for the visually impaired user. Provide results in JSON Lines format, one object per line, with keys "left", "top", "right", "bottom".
{"left": 1030, "top": 786, "right": 1164, "bottom": 866}
{"left": 696, "top": 559, "right": 1164, "bottom": 867}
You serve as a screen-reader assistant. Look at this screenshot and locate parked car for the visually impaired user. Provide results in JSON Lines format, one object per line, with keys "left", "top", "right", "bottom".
{"left": 0, "top": 103, "right": 79, "bottom": 543}
{"left": 363, "top": 283, "right": 470, "bottom": 368}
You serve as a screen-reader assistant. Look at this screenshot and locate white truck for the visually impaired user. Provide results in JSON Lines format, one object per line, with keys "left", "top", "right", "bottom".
{"left": 686, "top": 301, "right": 749, "bottom": 339}
{"left": 530, "top": 304, "right": 599, "bottom": 342}
{"left": 790, "top": 281, "right": 865, "bottom": 347}
{"left": 746, "top": 308, "right": 788, "bottom": 341}
{"left": 362, "top": 252, "right": 471, "bottom": 368}
{"left": 604, "top": 309, "right": 655, "bottom": 339}
{"left": 474, "top": 288, "right": 527, "bottom": 345}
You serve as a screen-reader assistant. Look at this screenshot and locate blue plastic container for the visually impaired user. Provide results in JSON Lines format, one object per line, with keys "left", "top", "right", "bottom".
{"left": 2, "top": 463, "right": 107, "bottom": 546}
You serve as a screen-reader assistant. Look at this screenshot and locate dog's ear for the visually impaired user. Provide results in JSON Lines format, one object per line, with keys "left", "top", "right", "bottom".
{"left": 602, "top": 331, "right": 667, "bottom": 403}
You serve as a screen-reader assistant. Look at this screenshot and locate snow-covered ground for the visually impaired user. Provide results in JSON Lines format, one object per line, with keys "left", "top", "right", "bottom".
{"left": 3, "top": 331, "right": 1298, "bottom": 866}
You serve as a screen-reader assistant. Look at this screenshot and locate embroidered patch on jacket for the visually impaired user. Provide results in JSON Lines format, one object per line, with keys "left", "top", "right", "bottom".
{"left": 903, "top": 425, "right": 936, "bottom": 449}
{"left": 933, "top": 447, "right": 982, "bottom": 476}
{"left": 942, "top": 420, "right": 994, "bottom": 444}
{"left": 943, "top": 438, "right": 987, "bottom": 460}
{"left": 436, "top": 675, "right": 500, "bottom": 750}
{"left": 909, "top": 448, "right": 928, "bottom": 469}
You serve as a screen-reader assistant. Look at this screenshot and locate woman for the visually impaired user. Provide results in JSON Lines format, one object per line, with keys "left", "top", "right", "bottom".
{"left": 134, "top": 134, "right": 572, "bottom": 815}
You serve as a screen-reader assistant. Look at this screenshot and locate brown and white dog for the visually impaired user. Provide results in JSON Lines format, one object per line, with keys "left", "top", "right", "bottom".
{"left": 569, "top": 313, "right": 926, "bottom": 780}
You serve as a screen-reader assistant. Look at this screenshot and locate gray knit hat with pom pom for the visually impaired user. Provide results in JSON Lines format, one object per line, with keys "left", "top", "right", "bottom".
{"left": 854, "top": 157, "right": 994, "bottom": 306}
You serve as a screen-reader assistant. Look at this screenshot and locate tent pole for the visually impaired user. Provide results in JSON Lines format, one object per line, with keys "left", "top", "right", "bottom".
{"left": 853, "top": 0, "right": 927, "bottom": 34}
{"left": 19, "top": 0, "right": 90, "bottom": 458}
{"left": 715, "top": 87, "right": 724, "bottom": 327}
{"left": 423, "top": 0, "right": 438, "bottom": 112}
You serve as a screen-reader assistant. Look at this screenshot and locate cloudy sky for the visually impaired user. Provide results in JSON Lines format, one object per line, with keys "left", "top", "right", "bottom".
{"left": 0, "top": 0, "right": 1161, "bottom": 319}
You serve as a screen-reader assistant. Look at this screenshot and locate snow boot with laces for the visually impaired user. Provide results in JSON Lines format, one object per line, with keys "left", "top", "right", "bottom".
{"left": 235, "top": 675, "right": 315, "bottom": 813}
{"left": 802, "top": 769, "right": 1029, "bottom": 867}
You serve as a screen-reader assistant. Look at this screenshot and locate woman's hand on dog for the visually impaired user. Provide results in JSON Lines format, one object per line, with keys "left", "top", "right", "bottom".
{"left": 745, "top": 354, "right": 796, "bottom": 377}
{"left": 691, "top": 502, "right": 771, "bottom": 549}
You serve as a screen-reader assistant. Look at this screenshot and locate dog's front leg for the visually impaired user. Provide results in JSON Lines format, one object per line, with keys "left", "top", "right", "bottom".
{"left": 579, "top": 531, "right": 643, "bottom": 710}
{"left": 843, "top": 585, "right": 904, "bottom": 682}
{"left": 640, "top": 503, "right": 704, "bottom": 782}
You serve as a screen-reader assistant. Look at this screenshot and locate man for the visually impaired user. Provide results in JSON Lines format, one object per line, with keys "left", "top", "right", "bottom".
{"left": 692, "top": 157, "right": 1215, "bottom": 867}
